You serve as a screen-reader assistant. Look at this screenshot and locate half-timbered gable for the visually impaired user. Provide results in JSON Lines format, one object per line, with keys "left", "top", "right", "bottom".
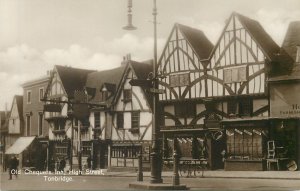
{"left": 44, "top": 65, "right": 94, "bottom": 166}
{"left": 217, "top": 14, "right": 295, "bottom": 171}
{"left": 207, "top": 13, "right": 281, "bottom": 98}
{"left": 112, "top": 61, "right": 153, "bottom": 141}
{"left": 109, "top": 60, "right": 153, "bottom": 169}
{"left": 158, "top": 23, "right": 213, "bottom": 101}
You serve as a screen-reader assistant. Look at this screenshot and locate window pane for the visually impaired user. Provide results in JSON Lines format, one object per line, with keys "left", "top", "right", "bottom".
{"left": 117, "top": 113, "right": 124, "bottom": 128}
{"left": 131, "top": 111, "right": 140, "bottom": 129}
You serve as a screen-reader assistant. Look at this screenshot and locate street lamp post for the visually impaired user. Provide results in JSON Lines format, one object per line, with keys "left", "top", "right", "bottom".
{"left": 123, "top": 0, "right": 162, "bottom": 184}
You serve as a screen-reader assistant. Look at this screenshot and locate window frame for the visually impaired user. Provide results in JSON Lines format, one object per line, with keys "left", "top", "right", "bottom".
{"left": 26, "top": 115, "right": 31, "bottom": 136}
{"left": 116, "top": 112, "right": 124, "bottom": 129}
{"left": 27, "top": 90, "right": 32, "bottom": 104}
{"left": 38, "top": 112, "right": 43, "bottom": 136}
{"left": 39, "top": 88, "right": 44, "bottom": 102}
{"left": 131, "top": 111, "right": 140, "bottom": 129}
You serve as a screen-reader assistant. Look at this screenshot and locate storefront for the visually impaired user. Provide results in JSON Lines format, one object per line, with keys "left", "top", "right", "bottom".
{"left": 221, "top": 118, "right": 269, "bottom": 171}
{"left": 91, "top": 139, "right": 108, "bottom": 169}
{"left": 269, "top": 71, "right": 300, "bottom": 171}
{"left": 162, "top": 128, "right": 225, "bottom": 170}
{"left": 109, "top": 141, "right": 151, "bottom": 170}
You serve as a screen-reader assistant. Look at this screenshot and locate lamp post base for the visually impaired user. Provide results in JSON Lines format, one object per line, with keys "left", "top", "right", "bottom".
{"left": 129, "top": 182, "right": 188, "bottom": 190}
{"left": 150, "top": 150, "right": 163, "bottom": 184}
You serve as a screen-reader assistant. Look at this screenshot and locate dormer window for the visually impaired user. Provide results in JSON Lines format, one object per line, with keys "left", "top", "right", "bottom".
{"left": 100, "top": 86, "right": 108, "bottom": 101}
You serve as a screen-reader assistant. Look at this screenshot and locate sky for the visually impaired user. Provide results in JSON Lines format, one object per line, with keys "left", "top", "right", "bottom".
{"left": 0, "top": 0, "right": 300, "bottom": 110}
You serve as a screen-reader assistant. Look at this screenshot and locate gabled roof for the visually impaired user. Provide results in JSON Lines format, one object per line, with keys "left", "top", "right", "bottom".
{"left": 235, "top": 13, "right": 281, "bottom": 61}
{"left": 85, "top": 65, "right": 127, "bottom": 104}
{"left": 211, "top": 12, "right": 294, "bottom": 77}
{"left": 14, "top": 95, "right": 23, "bottom": 120}
{"left": 269, "top": 63, "right": 300, "bottom": 82}
{"left": 55, "top": 65, "right": 95, "bottom": 98}
{"left": 130, "top": 60, "right": 154, "bottom": 109}
{"left": 282, "top": 21, "right": 300, "bottom": 61}
{"left": 269, "top": 21, "right": 300, "bottom": 82}
{"left": 176, "top": 23, "right": 214, "bottom": 60}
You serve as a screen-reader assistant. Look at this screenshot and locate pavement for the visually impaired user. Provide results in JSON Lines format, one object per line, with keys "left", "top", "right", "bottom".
{"left": 1, "top": 169, "right": 300, "bottom": 190}
{"left": 1, "top": 169, "right": 300, "bottom": 180}
{"left": 57, "top": 169, "right": 300, "bottom": 179}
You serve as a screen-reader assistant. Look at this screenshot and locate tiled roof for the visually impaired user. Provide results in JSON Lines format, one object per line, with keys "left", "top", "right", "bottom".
{"left": 236, "top": 13, "right": 280, "bottom": 61}
{"left": 15, "top": 95, "right": 23, "bottom": 120}
{"left": 269, "top": 63, "right": 300, "bottom": 82}
{"left": 55, "top": 65, "right": 95, "bottom": 98}
{"left": 176, "top": 23, "right": 214, "bottom": 60}
{"left": 269, "top": 21, "right": 300, "bottom": 81}
{"left": 282, "top": 21, "right": 300, "bottom": 61}
{"left": 85, "top": 65, "right": 127, "bottom": 104}
{"left": 130, "top": 60, "right": 154, "bottom": 110}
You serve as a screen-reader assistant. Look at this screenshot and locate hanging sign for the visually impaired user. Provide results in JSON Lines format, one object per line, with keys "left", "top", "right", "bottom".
{"left": 253, "top": 129, "right": 261, "bottom": 135}
{"left": 244, "top": 130, "right": 252, "bottom": 136}
{"left": 234, "top": 128, "right": 243, "bottom": 135}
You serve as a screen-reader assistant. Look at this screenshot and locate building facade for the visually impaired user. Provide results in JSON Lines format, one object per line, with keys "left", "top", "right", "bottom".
{"left": 0, "top": 110, "right": 10, "bottom": 171}
{"left": 268, "top": 21, "right": 300, "bottom": 171}
{"left": 44, "top": 65, "right": 95, "bottom": 170}
{"left": 157, "top": 12, "right": 296, "bottom": 171}
{"left": 20, "top": 75, "right": 50, "bottom": 170}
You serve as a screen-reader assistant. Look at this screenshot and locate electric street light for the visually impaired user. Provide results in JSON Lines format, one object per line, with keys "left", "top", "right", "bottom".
{"left": 123, "top": 0, "right": 162, "bottom": 184}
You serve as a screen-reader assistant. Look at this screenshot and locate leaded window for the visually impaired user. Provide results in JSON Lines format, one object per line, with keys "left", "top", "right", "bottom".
{"left": 117, "top": 112, "right": 124, "bottom": 129}
{"left": 131, "top": 111, "right": 140, "bottom": 129}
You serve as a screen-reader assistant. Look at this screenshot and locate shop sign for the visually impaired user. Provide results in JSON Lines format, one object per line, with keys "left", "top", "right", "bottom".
{"left": 270, "top": 83, "right": 300, "bottom": 117}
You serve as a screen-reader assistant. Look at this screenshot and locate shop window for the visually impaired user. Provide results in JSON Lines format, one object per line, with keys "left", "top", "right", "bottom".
{"left": 117, "top": 112, "right": 124, "bottom": 129}
{"left": 131, "top": 111, "right": 140, "bottom": 129}
{"left": 226, "top": 128, "right": 264, "bottom": 160}
{"left": 175, "top": 102, "right": 195, "bottom": 118}
{"left": 81, "top": 141, "right": 92, "bottom": 156}
{"left": 55, "top": 142, "right": 68, "bottom": 157}
{"left": 111, "top": 146, "right": 141, "bottom": 159}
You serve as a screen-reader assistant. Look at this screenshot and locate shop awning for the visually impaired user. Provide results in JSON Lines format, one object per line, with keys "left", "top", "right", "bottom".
{"left": 5, "top": 136, "right": 35, "bottom": 154}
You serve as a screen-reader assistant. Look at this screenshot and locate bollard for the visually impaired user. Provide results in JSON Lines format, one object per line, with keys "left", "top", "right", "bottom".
{"left": 173, "top": 144, "right": 180, "bottom": 185}
{"left": 137, "top": 153, "right": 143, "bottom": 181}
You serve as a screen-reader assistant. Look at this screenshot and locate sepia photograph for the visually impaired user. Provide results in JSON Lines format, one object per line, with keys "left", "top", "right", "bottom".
{"left": 0, "top": 0, "right": 300, "bottom": 190}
